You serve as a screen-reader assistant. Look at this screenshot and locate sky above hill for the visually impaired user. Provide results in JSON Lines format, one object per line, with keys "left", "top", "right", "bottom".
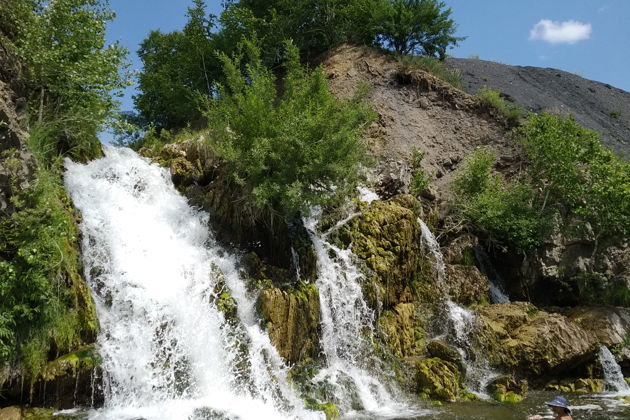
{"left": 104, "top": 0, "right": 629, "bottom": 119}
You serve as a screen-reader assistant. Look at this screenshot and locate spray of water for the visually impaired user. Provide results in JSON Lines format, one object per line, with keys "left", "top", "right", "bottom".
{"left": 65, "top": 147, "right": 321, "bottom": 420}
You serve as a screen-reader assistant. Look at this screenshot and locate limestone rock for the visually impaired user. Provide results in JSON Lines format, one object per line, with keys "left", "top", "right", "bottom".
{"left": 426, "top": 340, "right": 464, "bottom": 374}
{"left": 378, "top": 303, "right": 424, "bottom": 358}
{"left": 566, "top": 306, "right": 630, "bottom": 347}
{"left": 489, "top": 375, "right": 528, "bottom": 403}
{"left": 258, "top": 284, "right": 320, "bottom": 364}
{"left": 445, "top": 264, "right": 490, "bottom": 305}
{"left": 414, "top": 357, "right": 462, "bottom": 401}
{"left": 442, "top": 234, "right": 478, "bottom": 265}
{"left": 0, "top": 407, "right": 21, "bottom": 420}
{"left": 476, "top": 302, "right": 597, "bottom": 377}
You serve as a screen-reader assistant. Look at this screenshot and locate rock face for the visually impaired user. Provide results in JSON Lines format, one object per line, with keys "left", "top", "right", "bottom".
{"left": 414, "top": 357, "right": 463, "bottom": 401}
{"left": 477, "top": 302, "right": 598, "bottom": 378}
{"left": 258, "top": 284, "right": 320, "bottom": 364}
{"left": 0, "top": 79, "right": 36, "bottom": 217}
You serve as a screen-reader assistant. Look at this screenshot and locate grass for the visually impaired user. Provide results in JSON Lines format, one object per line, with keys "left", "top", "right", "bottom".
{"left": 398, "top": 54, "right": 462, "bottom": 88}
{"left": 477, "top": 86, "right": 525, "bottom": 126}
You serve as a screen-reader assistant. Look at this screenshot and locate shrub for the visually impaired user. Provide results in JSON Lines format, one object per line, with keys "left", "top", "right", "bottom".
{"left": 202, "top": 40, "right": 374, "bottom": 223}
{"left": 409, "top": 148, "right": 431, "bottom": 196}
{"left": 518, "top": 113, "right": 630, "bottom": 239}
{"left": 453, "top": 150, "right": 547, "bottom": 252}
{"left": 477, "top": 86, "right": 524, "bottom": 126}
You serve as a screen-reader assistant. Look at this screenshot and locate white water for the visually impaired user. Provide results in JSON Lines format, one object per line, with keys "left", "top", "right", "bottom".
{"left": 599, "top": 346, "right": 630, "bottom": 394}
{"left": 475, "top": 248, "right": 509, "bottom": 304}
{"left": 417, "top": 219, "right": 498, "bottom": 397}
{"left": 305, "top": 216, "right": 426, "bottom": 418}
{"left": 65, "top": 147, "right": 321, "bottom": 420}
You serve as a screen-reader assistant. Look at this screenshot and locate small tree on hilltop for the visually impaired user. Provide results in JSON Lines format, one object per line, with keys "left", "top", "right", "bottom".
{"left": 378, "top": 0, "right": 463, "bottom": 58}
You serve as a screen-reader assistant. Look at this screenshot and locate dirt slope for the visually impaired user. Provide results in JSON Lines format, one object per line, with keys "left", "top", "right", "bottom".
{"left": 320, "top": 45, "right": 518, "bottom": 199}
{"left": 447, "top": 57, "right": 630, "bottom": 157}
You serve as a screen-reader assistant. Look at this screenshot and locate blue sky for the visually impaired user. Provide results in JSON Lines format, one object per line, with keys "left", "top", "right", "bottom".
{"left": 104, "top": 0, "right": 629, "bottom": 118}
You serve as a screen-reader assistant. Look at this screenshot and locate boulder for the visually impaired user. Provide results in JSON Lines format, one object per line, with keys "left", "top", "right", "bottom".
{"left": 414, "top": 357, "right": 462, "bottom": 401}
{"left": 488, "top": 374, "right": 528, "bottom": 403}
{"left": 0, "top": 407, "right": 21, "bottom": 420}
{"left": 426, "top": 340, "right": 465, "bottom": 374}
{"left": 476, "top": 302, "right": 597, "bottom": 377}
{"left": 445, "top": 264, "right": 490, "bottom": 305}
{"left": 545, "top": 378, "right": 604, "bottom": 394}
{"left": 258, "top": 284, "right": 320, "bottom": 364}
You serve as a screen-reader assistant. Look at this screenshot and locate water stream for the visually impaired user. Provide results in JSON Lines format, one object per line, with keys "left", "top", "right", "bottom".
{"left": 417, "top": 219, "right": 498, "bottom": 397}
{"left": 65, "top": 147, "right": 321, "bottom": 420}
{"left": 598, "top": 346, "right": 630, "bottom": 395}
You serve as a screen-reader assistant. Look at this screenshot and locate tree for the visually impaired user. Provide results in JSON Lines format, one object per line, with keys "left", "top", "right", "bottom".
{"left": 203, "top": 40, "right": 374, "bottom": 222}
{"left": 377, "top": 0, "right": 463, "bottom": 58}
{"left": 9, "top": 0, "right": 128, "bottom": 162}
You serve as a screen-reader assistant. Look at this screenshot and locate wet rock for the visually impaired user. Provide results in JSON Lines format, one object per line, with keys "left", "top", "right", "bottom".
{"left": 476, "top": 302, "right": 597, "bottom": 377}
{"left": 544, "top": 378, "right": 604, "bottom": 394}
{"left": 378, "top": 303, "right": 425, "bottom": 358}
{"left": 566, "top": 306, "right": 630, "bottom": 347}
{"left": 414, "top": 357, "right": 462, "bottom": 401}
{"left": 426, "top": 340, "right": 464, "bottom": 374}
{"left": 489, "top": 375, "right": 528, "bottom": 403}
{"left": 258, "top": 284, "right": 320, "bottom": 364}
{"left": 445, "top": 264, "right": 490, "bottom": 305}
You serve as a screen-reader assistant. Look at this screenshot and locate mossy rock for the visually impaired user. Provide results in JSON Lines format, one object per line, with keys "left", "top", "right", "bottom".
{"left": 310, "top": 402, "right": 340, "bottom": 419}
{"left": 331, "top": 195, "right": 438, "bottom": 308}
{"left": 378, "top": 303, "right": 426, "bottom": 358}
{"left": 257, "top": 282, "right": 320, "bottom": 364}
{"left": 426, "top": 340, "right": 465, "bottom": 374}
{"left": 489, "top": 375, "right": 528, "bottom": 403}
{"left": 415, "top": 357, "right": 462, "bottom": 401}
{"left": 545, "top": 378, "right": 604, "bottom": 393}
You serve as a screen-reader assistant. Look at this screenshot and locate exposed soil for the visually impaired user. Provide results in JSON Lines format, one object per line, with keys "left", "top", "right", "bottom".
{"left": 319, "top": 45, "right": 520, "bottom": 199}
{"left": 446, "top": 57, "right": 630, "bottom": 157}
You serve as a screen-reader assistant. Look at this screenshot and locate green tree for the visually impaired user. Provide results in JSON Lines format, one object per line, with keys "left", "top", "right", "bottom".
{"left": 6, "top": 0, "right": 128, "bottom": 163}
{"left": 203, "top": 40, "right": 374, "bottom": 222}
{"left": 377, "top": 0, "right": 463, "bottom": 58}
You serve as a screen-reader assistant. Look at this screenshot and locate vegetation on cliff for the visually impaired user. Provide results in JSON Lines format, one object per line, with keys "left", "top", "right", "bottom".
{"left": 453, "top": 113, "right": 630, "bottom": 252}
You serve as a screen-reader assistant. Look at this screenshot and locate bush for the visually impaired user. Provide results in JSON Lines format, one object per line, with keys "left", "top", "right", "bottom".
{"left": 409, "top": 148, "right": 431, "bottom": 196}
{"left": 477, "top": 86, "right": 524, "bottom": 126}
{"left": 202, "top": 40, "right": 374, "bottom": 223}
{"left": 453, "top": 150, "right": 547, "bottom": 252}
{"left": 518, "top": 113, "right": 630, "bottom": 239}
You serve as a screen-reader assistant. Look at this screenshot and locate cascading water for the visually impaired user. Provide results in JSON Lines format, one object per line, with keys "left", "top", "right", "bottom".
{"left": 598, "top": 346, "right": 630, "bottom": 394}
{"left": 64, "top": 147, "right": 321, "bottom": 420}
{"left": 417, "top": 219, "right": 498, "bottom": 397}
{"left": 305, "top": 215, "right": 425, "bottom": 417}
{"left": 474, "top": 248, "right": 509, "bottom": 304}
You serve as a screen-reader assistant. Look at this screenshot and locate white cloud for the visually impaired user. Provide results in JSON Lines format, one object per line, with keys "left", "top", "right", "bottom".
{"left": 529, "top": 19, "right": 592, "bottom": 44}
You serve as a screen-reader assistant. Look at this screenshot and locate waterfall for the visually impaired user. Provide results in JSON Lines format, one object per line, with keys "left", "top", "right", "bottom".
{"left": 417, "top": 219, "right": 497, "bottom": 397}
{"left": 598, "top": 346, "right": 630, "bottom": 394}
{"left": 474, "top": 248, "right": 509, "bottom": 304}
{"left": 304, "top": 216, "right": 424, "bottom": 417}
{"left": 64, "top": 147, "right": 321, "bottom": 420}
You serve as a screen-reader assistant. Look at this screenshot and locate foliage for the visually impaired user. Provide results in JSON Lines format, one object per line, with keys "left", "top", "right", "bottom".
{"left": 134, "top": 0, "right": 218, "bottom": 130}
{"left": 518, "top": 113, "right": 630, "bottom": 239}
{"left": 2, "top": 0, "right": 128, "bottom": 164}
{"left": 0, "top": 161, "right": 96, "bottom": 372}
{"left": 398, "top": 54, "right": 461, "bottom": 87}
{"left": 409, "top": 148, "right": 431, "bottom": 196}
{"left": 453, "top": 150, "right": 548, "bottom": 252}
{"left": 202, "top": 40, "right": 374, "bottom": 222}
{"left": 377, "top": 0, "right": 463, "bottom": 58}
{"left": 477, "top": 86, "right": 524, "bottom": 126}
{"left": 453, "top": 114, "right": 629, "bottom": 252}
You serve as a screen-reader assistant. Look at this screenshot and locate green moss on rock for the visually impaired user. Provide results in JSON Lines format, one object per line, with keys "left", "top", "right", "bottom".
{"left": 415, "top": 357, "right": 462, "bottom": 402}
